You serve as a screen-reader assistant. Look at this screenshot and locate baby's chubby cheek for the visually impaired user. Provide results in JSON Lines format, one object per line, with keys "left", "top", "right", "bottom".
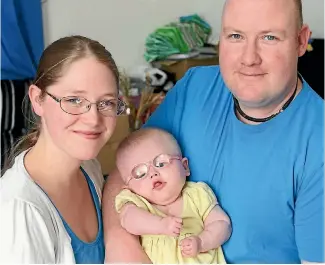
{"left": 129, "top": 182, "right": 150, "bottom": 195}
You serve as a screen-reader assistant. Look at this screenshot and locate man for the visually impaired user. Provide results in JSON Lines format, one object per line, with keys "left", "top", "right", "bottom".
{"left": 103, "top": 0, "right": 324, "bottom": 263}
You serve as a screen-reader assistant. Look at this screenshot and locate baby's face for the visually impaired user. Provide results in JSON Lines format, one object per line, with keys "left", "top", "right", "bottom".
{"left": 118, "top": 135, "right": 190, "bottom": 205}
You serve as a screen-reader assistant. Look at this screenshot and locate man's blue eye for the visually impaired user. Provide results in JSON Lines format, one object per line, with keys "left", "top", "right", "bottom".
{"left": 264, "top": 35, "right": 276, "bottom": 41}
{"left": 230, "top": 34, "right": 241, "bottom": 39}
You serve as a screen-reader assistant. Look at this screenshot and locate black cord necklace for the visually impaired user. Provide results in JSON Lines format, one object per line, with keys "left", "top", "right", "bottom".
{"left": 233, "top": 75, "right": 299, "bottom": 123}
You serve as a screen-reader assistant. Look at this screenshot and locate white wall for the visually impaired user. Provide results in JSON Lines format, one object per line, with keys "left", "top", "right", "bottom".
{"left": 42, "top": 0, "right": 324, "bottom": 72}
{"left": 302, "top": 0, "right": 324, "bottom": 38}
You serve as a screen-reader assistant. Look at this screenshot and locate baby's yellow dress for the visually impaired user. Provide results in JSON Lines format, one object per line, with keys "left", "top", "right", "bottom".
{"left": 115, "top": 181, "right": 226, "bottom": 264}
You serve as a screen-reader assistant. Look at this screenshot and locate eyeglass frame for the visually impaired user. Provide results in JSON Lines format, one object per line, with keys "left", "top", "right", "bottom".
{"left": 45, "top": 91, "right": 126, "bottom": 116}
{"left": 125, "top": 153, "right": 182, "bottom": 185}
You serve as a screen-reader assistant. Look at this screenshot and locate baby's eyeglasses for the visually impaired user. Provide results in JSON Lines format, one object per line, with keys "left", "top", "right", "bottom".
{"left": 45, "top": 91, "right": 126, "bottom": 116}
{"left": 126, "top": 154, "right": 182, "bottom": 185}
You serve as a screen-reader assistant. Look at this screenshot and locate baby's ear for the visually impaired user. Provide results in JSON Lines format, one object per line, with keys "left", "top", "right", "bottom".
{"left": 182, "top": 157, "right": 190, "bottom": 177}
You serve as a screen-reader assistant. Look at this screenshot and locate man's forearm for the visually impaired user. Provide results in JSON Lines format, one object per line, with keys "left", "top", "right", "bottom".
{"left": 198, "top": 220, "right": 231, "bottom": 253}
{"left": 102, "top": 168, "right": 152, "bottom": 263}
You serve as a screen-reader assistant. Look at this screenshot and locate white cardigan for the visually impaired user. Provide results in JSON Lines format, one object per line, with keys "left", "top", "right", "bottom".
{"left": 0, "top": 151, "right": 105, "bottom": 263}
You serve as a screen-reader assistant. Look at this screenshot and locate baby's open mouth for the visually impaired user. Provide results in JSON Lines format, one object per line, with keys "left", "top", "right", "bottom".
{"left": 152, "top": 181, "right": 166, "bottom": 190}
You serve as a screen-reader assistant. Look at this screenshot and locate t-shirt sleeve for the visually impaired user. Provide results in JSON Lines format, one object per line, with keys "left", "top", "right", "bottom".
{"left": 115, "top": 189, "right": 149, "bottom": 213}
{"left": 294, "top": 164, "right": 324, "bottom": 262}
{"left": 0, "top": 199, "right": 56, "bottom": 263}
{"left": 188, "top": 182, "right": 218, "bottom": 220}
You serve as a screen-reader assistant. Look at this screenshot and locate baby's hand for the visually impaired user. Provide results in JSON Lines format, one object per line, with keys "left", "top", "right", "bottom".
{"left": 180, "top": 236, "right": 202, "bottom": 257}
{"left": 160, "top": 216, "right": 182, "bottom": 236}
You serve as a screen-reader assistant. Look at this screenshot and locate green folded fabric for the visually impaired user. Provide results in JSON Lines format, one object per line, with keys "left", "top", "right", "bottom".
{"left": 144, "top": 14, "right": 211, "bottom": 62}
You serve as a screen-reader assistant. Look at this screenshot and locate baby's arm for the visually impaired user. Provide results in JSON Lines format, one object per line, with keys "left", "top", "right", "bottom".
{"left": 198, "top": 205, "right": 232, "bottom": 252}
{"left": 119, "top": 203, "right": 182, "bottom": 236}
{"left": 181, "top": 205, "right": 231, "bottom": 257}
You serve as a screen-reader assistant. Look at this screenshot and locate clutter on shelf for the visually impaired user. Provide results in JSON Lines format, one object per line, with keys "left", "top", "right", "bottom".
{"left": 144, "top": 14, "right": 219, "bottom": 81}
{"left": 144, "top": 14, "right": 213, "bottom": 62}
{"left": 119, "top": 66, "right": 174, "bottom": 131}
{"left": 307, "top": 38, "right": 314, "bottom": 52}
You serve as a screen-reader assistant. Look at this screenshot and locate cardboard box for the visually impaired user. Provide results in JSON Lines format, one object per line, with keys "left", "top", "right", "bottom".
{"left": 156, "top": 54, "right": 219, "bottom": 80}
{"left": 97, "top": 141, "right": 120, "bottom": 176}
{"left": 97, "top": 115, "right": 130, "bottom": 175}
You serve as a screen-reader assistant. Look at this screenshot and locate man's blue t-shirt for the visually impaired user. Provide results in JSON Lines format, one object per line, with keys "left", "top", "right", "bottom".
{"left": 144, "top": 66, "right": 324, "bottom": 263}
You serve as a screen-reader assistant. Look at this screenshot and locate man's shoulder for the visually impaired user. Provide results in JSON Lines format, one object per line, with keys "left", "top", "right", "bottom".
{"left": 176, "top": 65, "right": 229, "bottom": 100}
{"left": 291, "top": 82, "right": 324, "bottom": 169}
{"left": 304, "top": 78, "right": 324, "bottom": 102}
{"left": 185, "top": 65, "right": 224, "bottom": 83}
{"left": 305, "top": 83, "right": 324, "bottom": 112}
{"left": 189, "top": 65, "right": 221, "bottom": 75}
{"left": 300, "top": 81, "right": 324, "bottom": 131}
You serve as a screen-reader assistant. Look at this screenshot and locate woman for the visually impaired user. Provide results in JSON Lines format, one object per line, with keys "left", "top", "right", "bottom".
{"left": 0, "top": 36, "right": 125, "bottom": 263}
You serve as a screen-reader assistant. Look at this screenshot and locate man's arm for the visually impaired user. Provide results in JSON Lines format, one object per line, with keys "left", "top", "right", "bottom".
{"left": 102, "top": 168, "right": 152, "bottom": 263}
{"left": 198, "top": 205, "right": 232, "bottom": 252}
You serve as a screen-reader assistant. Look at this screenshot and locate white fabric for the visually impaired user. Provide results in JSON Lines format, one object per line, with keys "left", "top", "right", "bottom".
{"left": 0, "top": 151, "right": 105, "bottom": 263}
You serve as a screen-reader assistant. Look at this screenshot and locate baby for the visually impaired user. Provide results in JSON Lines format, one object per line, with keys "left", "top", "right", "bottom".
{"left": 114, "top": 127, "right": 231, "bottom": 264}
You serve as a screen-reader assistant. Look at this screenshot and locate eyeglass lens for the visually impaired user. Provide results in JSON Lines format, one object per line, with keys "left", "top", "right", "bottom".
{"left": 59, "top": 96, "right": 125, "bottom": 116}
{"left": 131, "top": 154, "right": 171, "bottom": 180}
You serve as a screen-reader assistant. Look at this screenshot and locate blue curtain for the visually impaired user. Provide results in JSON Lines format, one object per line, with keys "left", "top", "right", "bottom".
{"left": 1, "top": 0, "right": 44, "bottom": 80}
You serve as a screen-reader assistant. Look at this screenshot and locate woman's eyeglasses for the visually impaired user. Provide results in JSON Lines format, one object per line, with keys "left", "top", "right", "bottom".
{"left": 126, "top": 154, "right": 182, "bottom": 185}
{"left": 45, "top": 91, "right": 126, "bottom": 116}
